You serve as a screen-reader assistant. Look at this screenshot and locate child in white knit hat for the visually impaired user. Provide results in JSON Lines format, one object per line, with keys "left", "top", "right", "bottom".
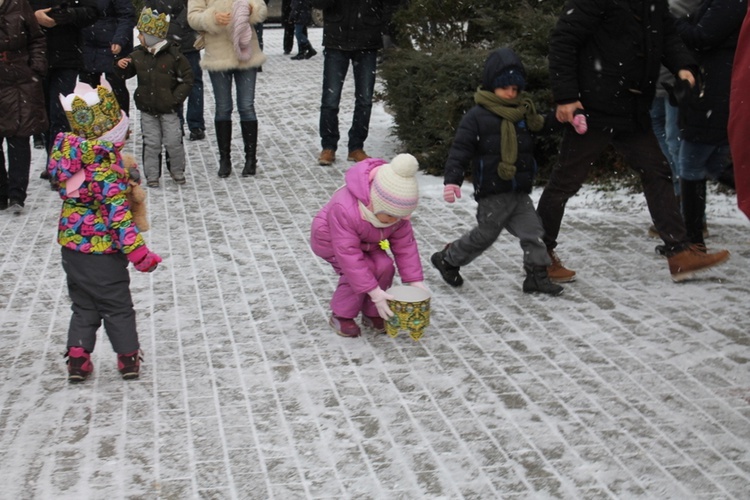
{"left": 310, "top": 154, "right": 429, "bottom": 338}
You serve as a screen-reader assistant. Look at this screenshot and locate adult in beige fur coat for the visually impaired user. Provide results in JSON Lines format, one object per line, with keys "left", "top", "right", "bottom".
{"left": 188, "top": 0, "right": 267, "bottom": 177}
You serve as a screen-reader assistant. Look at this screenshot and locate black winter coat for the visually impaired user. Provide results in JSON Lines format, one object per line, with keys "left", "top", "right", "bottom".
{"left": 444, "top": 49, "right": 555, "bottom": 200}
{"left": 28, "top": 0, "right": 99, "bottom": 70}
{"left": 114, "top": 44, "right": 193, "bottom": 115}
{"left": 0, "top": 0, "right": 48, "bottom": 137}
{"left": 290, "top": 0, "right": 311, "bottom": 25}
{"left": 81, "top": 0, "right": 135, "bottom": 73}
{"left": 549, "top": 0, "right": 696, "bottom": 132}
{"left": 311, "top": 0, "right": 399, "bottom": 51}
{"left": 147, "top": 0, "right": 200, "bottom": 54}
{"left": 677, "top": 0, "right": 746, "bottom": 145}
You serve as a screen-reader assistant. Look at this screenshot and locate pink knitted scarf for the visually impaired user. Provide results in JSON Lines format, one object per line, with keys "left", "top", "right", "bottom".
{"left": 231, "top": 0, "right": 253, "bottom": 62}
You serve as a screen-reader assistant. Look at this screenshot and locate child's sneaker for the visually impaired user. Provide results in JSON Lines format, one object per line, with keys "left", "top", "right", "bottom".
{"left": 329, "top": 314, "right": 361, "bottom": 337}
{"left": 65, "top": 347, "right": 93, "bottom": 383}
{"left": 146, "top": 179, "right": 159, "bottom": 188}
{"left": 362, "top": 314, "right": 385, "bottom": 333}
{"left": 117, "top": 350, "right": 142, "bottom": 380}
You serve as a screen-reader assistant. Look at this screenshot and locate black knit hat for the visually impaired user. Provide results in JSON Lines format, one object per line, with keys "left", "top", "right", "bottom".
{"left": 492, "top": 67, "right": 526, "bottom": 91}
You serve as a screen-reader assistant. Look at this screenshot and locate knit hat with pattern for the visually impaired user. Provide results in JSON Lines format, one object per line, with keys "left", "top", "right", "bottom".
{"left": 370, "top": 154, "right": 420, "bottom": 218}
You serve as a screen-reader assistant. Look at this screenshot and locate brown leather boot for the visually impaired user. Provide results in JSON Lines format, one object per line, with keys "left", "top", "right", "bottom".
{"left": 318, "top": 149, "right": 335, "bottom": 166}
{"left": 668, "top": 244, "right": 730, "bottom": 282}
{"left": 547, "top": 249, "right": 576, "bottom": 283}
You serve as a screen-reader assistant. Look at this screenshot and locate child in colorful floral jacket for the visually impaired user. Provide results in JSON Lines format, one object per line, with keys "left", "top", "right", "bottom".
{"left": 48, "top": 79, "right": 161, "bottom": 383}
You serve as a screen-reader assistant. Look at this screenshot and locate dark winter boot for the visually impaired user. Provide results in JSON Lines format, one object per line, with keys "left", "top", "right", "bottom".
{"left": 240, "top": 120, "right": 258, "bottom": 177}
{"left": 523, "top": 265, "right": 564, "bottom": 296}
{"left": 304, "top": 44, "right": 317, "bottom": 59}
{"left": 430, "top": 245, "right": 463, "bottom": 287}
{"left": 215, "top": 120, "right": 232, "bottom": 178}
{"left": 117, "top": 350, "right": 143, "bottom": 380}
{"left": 291, "top": 43, "right": 309, "bottom": 60}
{"left": 681, "top": 179, "right": 707, "bottom": 246}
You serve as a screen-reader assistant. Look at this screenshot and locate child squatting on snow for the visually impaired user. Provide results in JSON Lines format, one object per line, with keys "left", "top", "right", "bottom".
{"left": 310, "top": 154, "right": 429, "bottom": 338}
{"left": 48, "top": 80, "right": 162, "bottom": 383}
{"left": 430, "top": 47, "right": 584, "bottom": 296}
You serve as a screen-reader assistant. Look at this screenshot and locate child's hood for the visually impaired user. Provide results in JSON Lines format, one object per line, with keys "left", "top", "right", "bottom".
{"left": 47, "top": 133, "right": 128, "bottom": 200}
{"left": 343, "top": 157, "right": 388, "bottom": 206}
{"left": 482, "top": 47, "right": 526, "bottom": 91}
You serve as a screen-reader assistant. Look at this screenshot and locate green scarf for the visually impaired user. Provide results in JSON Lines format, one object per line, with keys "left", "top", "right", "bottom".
{"left": 474, "top": 88, "right": 545, "bottom": 180}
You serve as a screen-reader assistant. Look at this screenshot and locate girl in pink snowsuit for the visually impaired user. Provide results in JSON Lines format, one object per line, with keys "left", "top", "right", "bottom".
{"left": 310, "top": 154, "right": 427, "bottom": 337}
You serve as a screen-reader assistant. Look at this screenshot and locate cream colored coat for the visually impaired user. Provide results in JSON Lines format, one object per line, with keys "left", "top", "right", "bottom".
{"left": 187, "top": 0, "right": 267, "bottom": 71}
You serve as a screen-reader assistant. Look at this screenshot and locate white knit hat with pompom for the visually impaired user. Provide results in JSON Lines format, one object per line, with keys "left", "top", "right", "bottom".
{"left": 370, "top": 153, "right": 420, "bottom": 218}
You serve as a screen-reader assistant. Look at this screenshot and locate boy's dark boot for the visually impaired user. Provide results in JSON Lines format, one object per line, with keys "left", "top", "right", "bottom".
{"left": 523, "top": 265, "right": 564, "bottom": 296}
{"left": 681, "top": 179, "right": 707, "bottom": 246}
{"left": 215, "top": 120, "right": 232, "bottom": 178}
{"left": 304, "top": 43, "right": 317, "bottom": 59}
{"left": 291, "top": 42, "right": 309, "bottom": 60}
{"left": 240, "top": 120, "right": 258, "bottom": 177}
{"left": 431, "top": 245, "right": 463, "bottom": 287}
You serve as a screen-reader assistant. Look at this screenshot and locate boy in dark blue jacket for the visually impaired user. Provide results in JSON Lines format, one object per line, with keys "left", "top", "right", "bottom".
{"left": 431, "top": 47, "right": 565, "bottom": 296}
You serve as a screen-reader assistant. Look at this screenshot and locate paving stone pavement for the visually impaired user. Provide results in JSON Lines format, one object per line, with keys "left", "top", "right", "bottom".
{"left": 1, "top": 27, "right": 750, "bottom": 500}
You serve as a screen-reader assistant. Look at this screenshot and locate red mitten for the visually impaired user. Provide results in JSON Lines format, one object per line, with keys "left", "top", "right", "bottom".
{"left": 127, "top": 246, "right": 162, "bottom": 273}
{"left": 443, "top": 184, "right": 462, "bottom": 203}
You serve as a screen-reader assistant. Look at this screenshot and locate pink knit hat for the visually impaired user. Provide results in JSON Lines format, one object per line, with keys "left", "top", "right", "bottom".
{"left": 370, "top": 154, "right": 420, "bottom": 218}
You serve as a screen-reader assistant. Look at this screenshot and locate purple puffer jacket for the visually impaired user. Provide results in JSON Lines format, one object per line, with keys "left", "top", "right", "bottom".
{"left": 310, "top": 158, "right": 424, "bottom": 294}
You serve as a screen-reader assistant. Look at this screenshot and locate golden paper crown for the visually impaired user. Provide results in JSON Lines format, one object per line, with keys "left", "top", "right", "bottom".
{"left": 60, "top": 82, "right": 122, "bottom": 139}
{"left": 137, "top": 7, "right": 170, "bottom": 39}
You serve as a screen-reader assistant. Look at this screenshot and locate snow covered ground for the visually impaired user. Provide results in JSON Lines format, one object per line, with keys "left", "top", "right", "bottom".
{"left": 1, "top": 27, "right": 749, "bottom": 499}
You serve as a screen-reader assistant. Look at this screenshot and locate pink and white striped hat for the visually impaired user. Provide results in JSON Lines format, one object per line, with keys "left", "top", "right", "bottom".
{"left": 371, "top": 154, "right": 420, "bottom": 218}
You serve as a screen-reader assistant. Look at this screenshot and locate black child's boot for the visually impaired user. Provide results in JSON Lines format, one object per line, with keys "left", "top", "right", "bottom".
{"left": 304, "top": 43, "right": 317, "bottom": 59}
{"left": 240, "top": 120, "right": 259, "bottom": 177}
{"left": 291, "top": 42, "right": 309, "bottom": 60}
{"left": 523, "top": 265, "right": 564, "bottom": 296}
{"left": 215, "top": 120, "right": 232, "bottom": 178}
{"left": 681, "top": 178, "right": 707, "bottom": 247}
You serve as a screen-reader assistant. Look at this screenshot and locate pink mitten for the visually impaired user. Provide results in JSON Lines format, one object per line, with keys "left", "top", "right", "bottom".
{"left": 127, "top": 246, "right": 162, "bottom": 273}
{"left": 572, "top": 111, "right": 588, "bottom": 135}
{"left": 443, "top": 184, "right": 462, "bottom": 203}
{"left": 367, "top": 287, "right": 395, "bottom": 319}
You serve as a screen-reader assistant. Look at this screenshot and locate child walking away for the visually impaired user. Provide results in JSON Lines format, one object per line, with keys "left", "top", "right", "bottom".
{"left": 431, "top": 47, "right": 563, "bottom": 296}
{"left": 114, "top": 7, "right": 193, "bottom": 188}
{"left": 310, "top": 154, "right": 428, "bottom": 337}
{"left": 48, "top": 80, "right": 162, "bottom": 382}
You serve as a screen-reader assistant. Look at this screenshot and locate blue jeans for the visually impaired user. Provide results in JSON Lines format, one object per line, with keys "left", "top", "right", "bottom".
{"left": 650, "top": 95, "right": 681, "bottom": 195}
{"left": 179, "top": 51, "right": 205, "bottom": 131}
{"left": 678, "top": 140, "right": 732, "bottom": 182}
{"left": 295, "top": 24, "right": 309, "bottom": 46}
{"left": 209, "top": 69, "right": 258, "bottom": 122}
{"left": 319, "top": 48, "right": 378, "bottom": 152}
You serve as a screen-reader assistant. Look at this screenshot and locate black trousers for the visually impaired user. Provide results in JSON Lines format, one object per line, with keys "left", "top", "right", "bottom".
{"left": 62, "top": 247, "right": 139, "bottom": 354}
{"left": 282, "top": 0, "right": 295, "bottom": 53}
{"left": 537, "top": 126, "right": 688, "bottom": 252}
{"left": 0, "top": 136, "right": 31, "bottom": 204}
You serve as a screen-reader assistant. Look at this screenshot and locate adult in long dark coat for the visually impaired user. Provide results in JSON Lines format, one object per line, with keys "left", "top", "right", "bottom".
{"left": 30, "top": 0, "right": 98, "bottom": 160}
{"left": 536, "top": 0, "right": 730, "bottom": 283}
{"left": 729, "top": 3, "right": 750, "bottom": 220}
{"left": 0, "top": 0, "right": 48, "bottom": 213}
{"left": 676, "top": 0, "right": 746, "bottom": 241}
{"left": 80, "top": 0, "right": 135, "bottom": 115}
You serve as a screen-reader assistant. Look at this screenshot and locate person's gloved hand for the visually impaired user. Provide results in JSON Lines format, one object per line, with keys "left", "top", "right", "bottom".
{"left": 408, "top": 281, "right": 430, "bottom": 293}
{"left": 127, "top": 246, "right": 162, "bottom": 273}
{"left": 572, "top": 110, "right": 588, "bottom": 135}
{"left": 367, "top": 287, "right": 394, "bottom": 319}
{"left": 443, "top": 184, "right": 462, "bottom": 203}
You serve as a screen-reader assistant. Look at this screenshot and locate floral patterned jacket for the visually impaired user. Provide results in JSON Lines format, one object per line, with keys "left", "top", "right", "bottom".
{"left": 47, "top": 132, "right": 145, "bottom": 255}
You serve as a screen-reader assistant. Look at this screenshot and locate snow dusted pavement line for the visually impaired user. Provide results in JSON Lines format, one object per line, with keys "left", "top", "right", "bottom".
{"left": 1, "top": 27, "right": 750, "bottom": 499}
